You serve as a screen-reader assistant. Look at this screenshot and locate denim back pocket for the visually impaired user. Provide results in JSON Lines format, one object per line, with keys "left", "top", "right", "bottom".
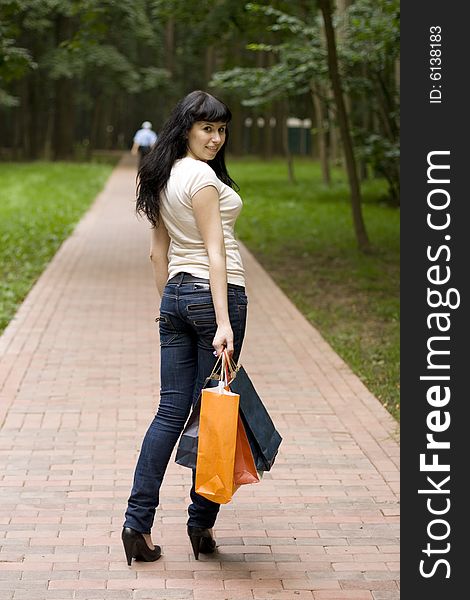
{"left": 156, "top": 313, "right": 179, "bottom": 346}
{"left": 186, "top": 300, "right": 216, "bottom": 327}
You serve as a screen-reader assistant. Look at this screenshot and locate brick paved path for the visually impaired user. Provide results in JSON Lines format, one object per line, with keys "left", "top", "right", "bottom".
{"left": 0, "top": 156, "right": 399, "bottom": 600}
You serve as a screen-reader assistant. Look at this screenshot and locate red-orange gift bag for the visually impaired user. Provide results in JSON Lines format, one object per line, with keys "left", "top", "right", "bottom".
{"left": 233, "top": 415, "right": 259, "bottom": 486}
{"left": 195, "top": 381, "right": 240, "bottom": 504}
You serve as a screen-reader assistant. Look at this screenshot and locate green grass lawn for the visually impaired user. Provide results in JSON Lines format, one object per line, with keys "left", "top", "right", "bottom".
{"left": 0, "top": 161, "right": 115, "bottom": 334}
{"left": 229, "top": 157, "right": 400, "bottom": 422}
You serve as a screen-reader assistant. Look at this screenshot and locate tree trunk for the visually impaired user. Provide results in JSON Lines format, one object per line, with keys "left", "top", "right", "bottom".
{"left": 163, "top": 17, "right": 176, "bottom": 115}
{"left": 358, "top": 64, "right": 371, "bottom": 181}
{"left": 264, "top": 114, "right": 274, "bottom": 159}
{"left": 204, "top": 45, "right": 215, "bottom": 86}
{"left": 359, "top": 95, "right": 370, "bottom": 181}
{"left": 336, "top": 0, "right": 353, "bottom": 16}
{"left": 13, "top": 89, "right": 22, "bottom": 159}
{"left": 375, "top": 69, "right": 399, "bottom": 141}
{"left": 327, "top": 88, "right": 341, "bottom": 165}
{"left": 281, "top": 101, "right": 295, "bottom": 184}
{"left": 229, "top": 102, "right": 243, "bottom": 156}
{"left": 27, "top": 77, "right": 40, "bottom": 159}
{"left": 52, "top": 15, "right": 75, "bottom": 160}
{"left": 335, "top": 0, "right": 352, "bottom": 118}
{"left": 319, "top": 10, "right": 341, "bottom": 167}
{"left": 19, "top": 79, "right": 31, "bottom": 158}
{"left": 88, "top": 92, "right": 103, "bottom": 156}
{"left": 43, "top": 103, "right": 54, "bottom": 160}
{"left": 318, "top": 0, "right": 370, "bottom": 252}
{"left": 165, "top": 17, "right": 175, "bottom": 75}
{"left": 311, "top": 83, "right": 330, "bottom": 185}
{"left": 272, "top": 101, "right": 284, "bottom": 156}
{"left": 263, "top": 55, "right": 275, "bottom": 159}
{"left": 395, "top": 57, "right": 400, "bottom": 96}
{"left": 53, "top": 76, "right": 75, "bottom": 160}
{"left": 228, "top": 43, "right": 243, "bottom": 155}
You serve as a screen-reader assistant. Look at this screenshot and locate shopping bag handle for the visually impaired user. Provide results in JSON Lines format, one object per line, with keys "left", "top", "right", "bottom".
{"left": 219, "top": 351, "right": 230, "bottom": 389}
{"left": 209, "top": 353, "right": 223, "bottom": 379}
{"left": 222, "top": 349, "right": 239, "bottom": 385}
{"left": 215, "top": 351, "right": 233, "bottom": 391}
{"left": 209, "top": 350, "right": 238, "bottom": 384}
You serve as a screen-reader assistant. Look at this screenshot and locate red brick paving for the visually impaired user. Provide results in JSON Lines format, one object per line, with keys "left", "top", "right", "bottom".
{"left": 0, "top": 155, "right": 399, "bottom": 599}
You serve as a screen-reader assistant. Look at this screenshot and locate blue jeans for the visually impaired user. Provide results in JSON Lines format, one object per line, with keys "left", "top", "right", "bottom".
{"left": 123, "top": 272, "right": 248, "bottom": 533}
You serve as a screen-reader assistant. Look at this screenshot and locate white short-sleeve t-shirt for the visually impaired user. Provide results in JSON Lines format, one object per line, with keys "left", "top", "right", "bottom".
{"left": 159, "top": 156, "right": 245, "bottom": 287}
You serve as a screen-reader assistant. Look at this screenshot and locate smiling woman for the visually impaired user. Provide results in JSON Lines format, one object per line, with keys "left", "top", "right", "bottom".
{"left": 122, "top": 90, "right": 249, "bottom": 566}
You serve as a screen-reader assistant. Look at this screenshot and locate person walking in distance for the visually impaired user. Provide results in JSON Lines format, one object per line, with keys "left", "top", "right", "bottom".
{"left": 122, "top": 90, "right": 248, "bottom": 565}
{"left": 131, "top": 121, "right": 157, "bottom": 168}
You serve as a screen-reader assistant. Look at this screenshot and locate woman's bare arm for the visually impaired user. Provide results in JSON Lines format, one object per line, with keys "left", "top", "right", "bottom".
{"left": 192, "top": 185, "right": 233, "bottom": 356}
{"left": 149, "top": 222, "right": 170, "bottom": 298}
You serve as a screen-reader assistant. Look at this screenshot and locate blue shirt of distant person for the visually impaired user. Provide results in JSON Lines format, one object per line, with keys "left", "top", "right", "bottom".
{"left": 131, "top": 121, "right": 157, "bottom": 167}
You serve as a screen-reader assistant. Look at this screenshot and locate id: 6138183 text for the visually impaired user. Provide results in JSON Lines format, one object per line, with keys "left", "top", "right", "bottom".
{"left": 429, "top": 26, "right": 442, "bottom": 104}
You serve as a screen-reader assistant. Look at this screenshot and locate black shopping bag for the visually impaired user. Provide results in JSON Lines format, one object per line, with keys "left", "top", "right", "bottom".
{"left": 175, "top": 376, "right": 219, "bottom": 470}
{"left": 230, "top": 366, "right": 282, "bottom": 472}
{"left": 174, "top": 397, "right": 200, "bottom": 470}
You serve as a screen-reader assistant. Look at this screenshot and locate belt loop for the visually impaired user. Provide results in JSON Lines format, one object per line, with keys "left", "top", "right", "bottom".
{"left": 176, "top": 272, "right": 185, "bottom": 287}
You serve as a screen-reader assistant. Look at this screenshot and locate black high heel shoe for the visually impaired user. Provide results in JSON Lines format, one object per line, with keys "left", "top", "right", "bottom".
{"left": 122, "top": 527, "right": 162, "bottom": 566}
{"left": 187, "top": 526, "right": 216, "bottom": 560}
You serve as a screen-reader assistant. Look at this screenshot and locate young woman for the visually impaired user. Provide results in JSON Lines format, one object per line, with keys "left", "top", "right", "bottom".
{"left": 122, "top": 90, "right": 248, "bottom": 564}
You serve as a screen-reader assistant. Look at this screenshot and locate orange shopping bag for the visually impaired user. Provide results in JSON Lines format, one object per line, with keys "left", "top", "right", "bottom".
{"left": 234, "top": 415, "right": 259, "bottom": 486}
{"left": 195, "top": 380, "right": 240, "bottom": 504}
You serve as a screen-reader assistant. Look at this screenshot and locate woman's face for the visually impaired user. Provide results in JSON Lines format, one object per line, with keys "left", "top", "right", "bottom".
{"left": 186, "top": 121, "right": 227, "bottom": 162}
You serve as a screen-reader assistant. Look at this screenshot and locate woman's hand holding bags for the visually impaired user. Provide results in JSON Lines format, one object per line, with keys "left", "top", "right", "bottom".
{"left": 176, "top": 351, "right": 282, "bottom": 504}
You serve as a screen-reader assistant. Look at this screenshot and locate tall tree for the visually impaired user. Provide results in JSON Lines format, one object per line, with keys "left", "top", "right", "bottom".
{"left": 318, "top": 0, "right": 370, "bottom": 252}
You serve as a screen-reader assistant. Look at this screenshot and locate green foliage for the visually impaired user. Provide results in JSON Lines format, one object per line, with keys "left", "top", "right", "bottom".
{"left": 211, "top": 3, "right": 325, "bottom": 106}
{"left": 211, "top": 64, "right": 302, "bottom": 106}
{"left": 0, "top": 162, "right": 114, "bottom": 333}
{"left": 342, "top": 0, "right": 400, "bottom": 67}
{"left": 18, "top": 0, "right": 168, "bottom": 90}
{"left": 340, "top": 0, "right": 400, "bottom": 203}
{"left": 230, "top": 157, "right": 400, "bottom": 420}
{"left": 0, "top": 2, "right": 36, "bottom": 106}
{"left": 356, "top": 133, "right": 400, "bottom": 204}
